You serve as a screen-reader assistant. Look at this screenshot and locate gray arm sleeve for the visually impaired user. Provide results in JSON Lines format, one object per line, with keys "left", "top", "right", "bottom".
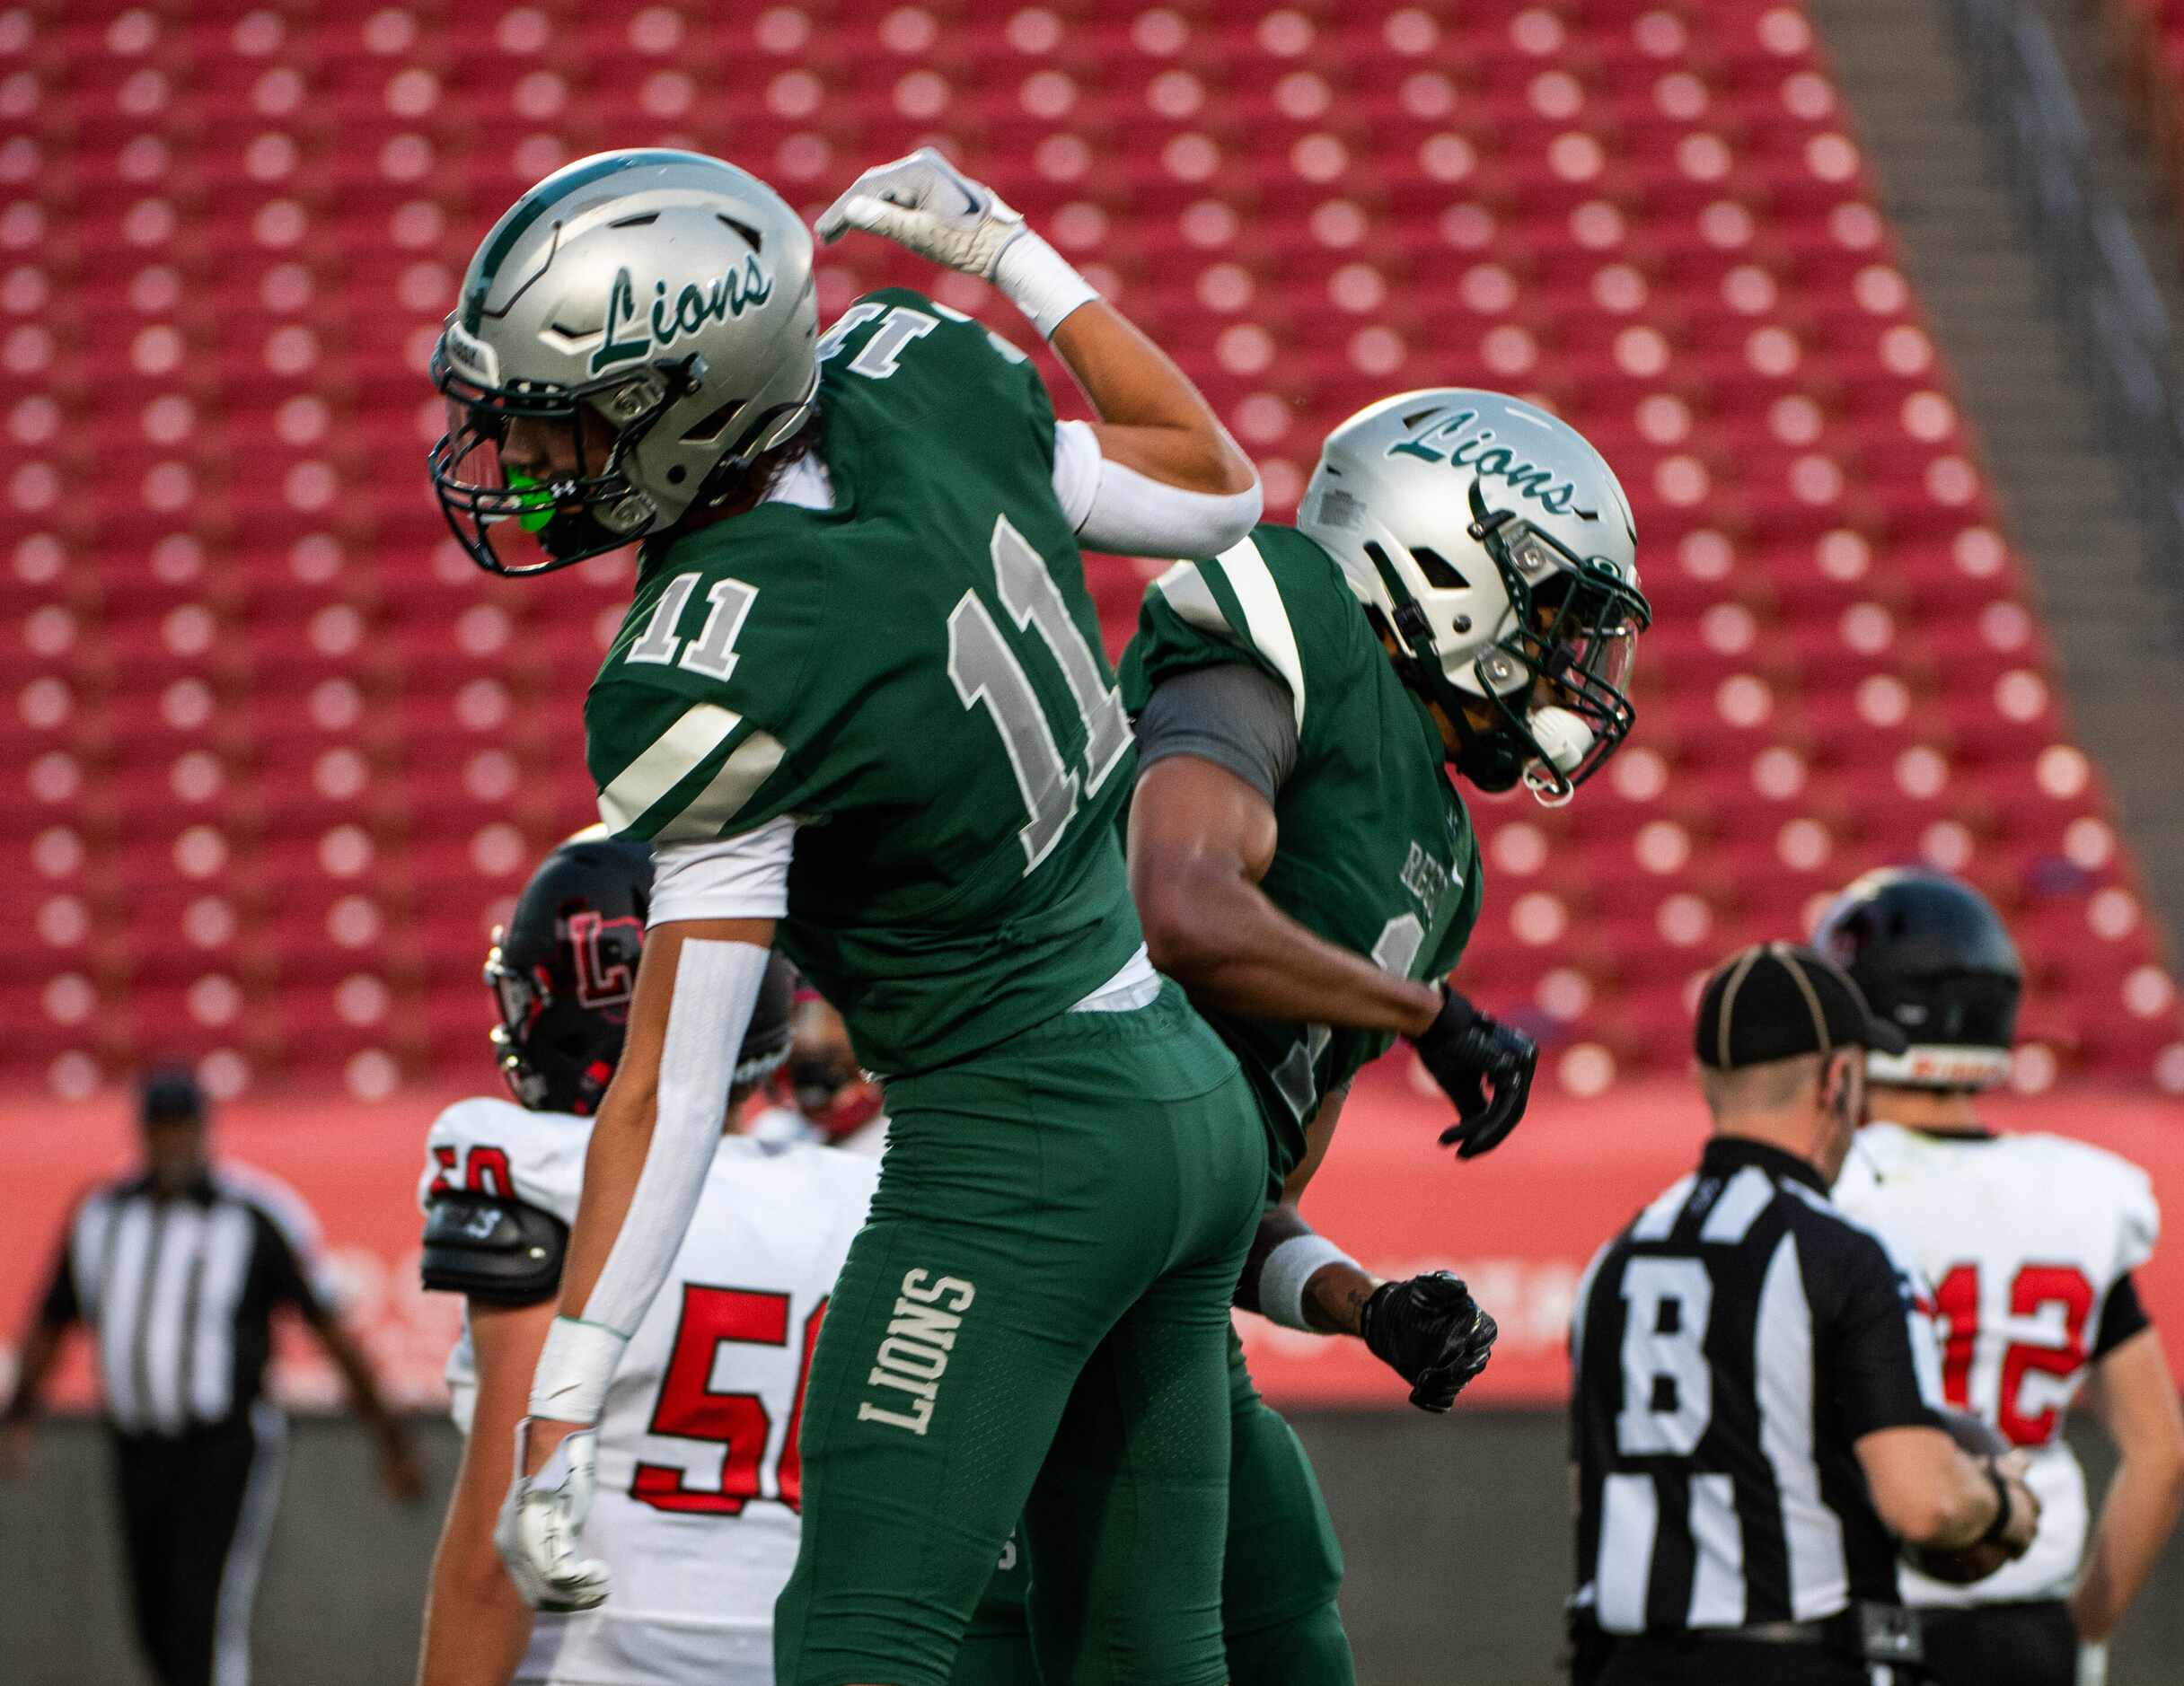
{"left": 1133, "top": 663, "right": 1300, "bottom": 803}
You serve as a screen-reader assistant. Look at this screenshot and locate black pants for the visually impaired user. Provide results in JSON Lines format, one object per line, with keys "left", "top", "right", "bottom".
{"left": 110, "top": 1406, "right": 286, "bottom": 1686}
{"left": 1590, "top": 1635, "right": 1885, "bottom": 1686}
{"left": 1921, "top": 1601, "right": 2077, "bottom": 1686}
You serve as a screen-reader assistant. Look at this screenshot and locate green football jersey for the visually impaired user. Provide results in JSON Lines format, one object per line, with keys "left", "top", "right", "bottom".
{"left": 1119, "top": 522, "right": 1484, "bottom": 1178}
{"left": 586, "top": 289, "right": 1143, "bottom": 1076}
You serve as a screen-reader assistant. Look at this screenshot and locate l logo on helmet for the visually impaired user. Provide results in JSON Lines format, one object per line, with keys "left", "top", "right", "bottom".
{"left": 568, "top": 910, "right": 643, "bottom": 1009}
{"left": 591, "top": 257, "right": 776, "bottom": 375}
{"left": 1387, "top": 409, "right": 1596, "bottom": 519}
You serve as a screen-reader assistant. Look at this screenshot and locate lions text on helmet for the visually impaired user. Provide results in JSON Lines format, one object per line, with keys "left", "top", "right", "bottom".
{"left": 429, "top": 150, "right": 820, "bottom": 577}
{"left": 1299, "top": 389, "right": 1651, "bottom": 805}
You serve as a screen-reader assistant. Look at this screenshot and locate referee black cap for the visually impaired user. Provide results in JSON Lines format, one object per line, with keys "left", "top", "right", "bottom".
{"left": 139, "top": 1067, "right": 205, "bottom": 1126}
{"left": 1694, "top": 942, "right": 1908, "bottom": 1069}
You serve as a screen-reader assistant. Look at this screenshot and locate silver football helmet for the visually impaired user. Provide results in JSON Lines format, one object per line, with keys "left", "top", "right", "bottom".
{"left": 430, "top": 149, "right": 819, "bottom": 576}
{"left": 1299, "top": 390, "right": 1649, "bottom": 803}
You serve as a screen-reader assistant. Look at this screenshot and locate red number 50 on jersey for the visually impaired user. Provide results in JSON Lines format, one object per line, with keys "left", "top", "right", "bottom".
{"left": 631, "top": 1284, "right": 828, "bottom": 1515}
{"left": 1932, "top": 1260, "right": 2095, "bottom": 1446}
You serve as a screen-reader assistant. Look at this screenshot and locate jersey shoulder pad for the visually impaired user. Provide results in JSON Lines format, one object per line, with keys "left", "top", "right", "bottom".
{"left": 1129, "top": 524, "right": 1362, "bottom": 734}
{"left": 420, "top": 1193, "right": 568, "bottom": 1305}
{"left": 586, "top": 545, "right": 827, "bottom": 844}
{"left": 420, "top": 1095, "right": 589, "bottom": 1227}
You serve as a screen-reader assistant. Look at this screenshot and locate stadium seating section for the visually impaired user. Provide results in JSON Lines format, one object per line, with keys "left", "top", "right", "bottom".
{"left": 8, "top": 0, "right": 2180, "bottom": 1101}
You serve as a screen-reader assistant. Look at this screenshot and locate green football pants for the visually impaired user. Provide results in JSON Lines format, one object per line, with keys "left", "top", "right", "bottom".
{"left": 955, "top": 1330, "right": 1355, "bottom": 1686}
{"left": 774, "top": 983, "right": 1268, "bottom": 1686}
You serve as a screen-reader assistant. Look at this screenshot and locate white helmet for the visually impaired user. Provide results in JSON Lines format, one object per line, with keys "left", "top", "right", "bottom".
{"left": 430, "top": 149, "right": 819, "bottom": 576}
{"left": 1298, "top": 390, "right": 1650, "bottom": 803}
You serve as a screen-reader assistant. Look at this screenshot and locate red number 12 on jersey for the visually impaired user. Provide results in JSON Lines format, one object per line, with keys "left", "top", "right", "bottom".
{"left": 1932, "top": 1260, "right": 2094, "bottom": 1445}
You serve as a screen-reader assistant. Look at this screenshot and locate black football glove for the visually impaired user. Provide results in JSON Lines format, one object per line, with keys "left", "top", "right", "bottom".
{"left": 1409, "top": 987, "right": 1538, "bottom": 1159}
{"left": 1359, "top": 1271, "right": 1500, "bottom": 1412}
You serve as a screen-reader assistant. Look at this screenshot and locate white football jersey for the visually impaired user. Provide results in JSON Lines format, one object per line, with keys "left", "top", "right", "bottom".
{"left": 421, "top": 1095, "right": 879, "bottom": 1686}
{"left": 1834, "top": 1121, "right": 2160, "bottom": 1606}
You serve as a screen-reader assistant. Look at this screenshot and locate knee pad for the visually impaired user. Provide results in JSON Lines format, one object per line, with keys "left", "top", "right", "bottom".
{"left": 1224, "top": 1598, "right": 1355, "bottom": 1686}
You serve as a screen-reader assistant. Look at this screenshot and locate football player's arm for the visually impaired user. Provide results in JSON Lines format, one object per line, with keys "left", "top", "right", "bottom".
{"left": 1126, "top": 697, "right": 1440, "bottom": 1036}
{"left": 1235, "top": 1092, "right": 1500, "bottom": 1411}
{"left": 1048, "top": 303, "right": 1257, "bottom": 498}
{"left": 419, "top": 1296, "right": 557, "bottom": 1686}
{"left": 2070, "top": 1320, "right": 2184, "bottom": 1643}
{"left": 1131, "top": 662, "right": 1535, "bottom": 1157}
{"left": 524, "top": 913, "right": 775, "bottom": 1459}
{"left": 815, "top": 147, "right": 1257, "bottom": 542}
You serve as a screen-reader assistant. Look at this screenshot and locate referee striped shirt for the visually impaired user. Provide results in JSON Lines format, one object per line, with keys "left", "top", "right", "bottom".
{"left": 1570, "top": 1137, "right": 1943, "bottom": 1633}
{"left": 35, "top": 1164, "right": 340, "bottom": 1436}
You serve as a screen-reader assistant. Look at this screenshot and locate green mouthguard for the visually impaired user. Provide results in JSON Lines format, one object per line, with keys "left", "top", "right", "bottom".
{"left": 506, "top": 471, "right": 557, "bottom": 533}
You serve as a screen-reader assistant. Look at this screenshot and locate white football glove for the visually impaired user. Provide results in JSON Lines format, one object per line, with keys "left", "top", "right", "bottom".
{"left": 495, "top": 1418, "right": 611, "bottom": 1612}
{"left": 815, "top": 147, "right": 1097, "bottom": 337}
{"left": 2076, "top": 1640, "right": 2108, "bottom": 1686}
{"left": 816, "top": 147, "right": 1026, "bottom": 278}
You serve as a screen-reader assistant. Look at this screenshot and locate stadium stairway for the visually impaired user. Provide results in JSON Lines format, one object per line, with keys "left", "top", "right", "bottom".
{"left": 1812, "top": 0, "right": 2184, "bottom": 952}
{"left": 2039, "top": 0, "right": 2184, "bottom": 359}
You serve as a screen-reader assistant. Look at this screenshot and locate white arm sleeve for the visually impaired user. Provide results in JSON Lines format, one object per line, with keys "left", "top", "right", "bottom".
{"left": 580, "top": 936, "right": 768, "bottom": 1337}
{"left": 529, "top": 935, "right": 774, "bottom": 1425}
{"left": 1051, "top": 418, "right": 1264, "bottom": 558}
{"left": 647, "top": 817, "right": 797, "bottom": 925}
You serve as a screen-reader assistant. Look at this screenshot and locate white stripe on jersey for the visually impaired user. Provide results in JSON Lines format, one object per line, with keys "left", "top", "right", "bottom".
{"left": 140, "top": 1203, "right": 207, "bottom": 1435}
{"left": 1596, "top": 1473, "right": 1658, "bottom": 1630}
{"left": 1631, "top": 1174, "right": 1697, "bottom": 1243}
{"left": 190, "top": 1204, "right": 256, "bottom": 1424}
{"left": 1686, "top": 1472, "right": 1746, "bottom": 1626}
{"left": 659, "top": 730, "right": 787, "bottom": 843}
{"left": 1756, "top": 1231, "right": 1848, "bottom": 1620}
{"left": 1699, "top": 1167, "right": 1774, "bottom": 1244}
{"left": 599, "top": 703, "right": 744, "bottom": 833}
{"left": 98, "top": 1199, "right": 156, "bottom": 1433}
{"left": 1214, "top": 538, "right": 1308, "bottom": 731}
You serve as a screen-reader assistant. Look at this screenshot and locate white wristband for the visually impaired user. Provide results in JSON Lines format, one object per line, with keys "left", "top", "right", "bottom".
{"left": 1259, "top": 1234, "right": 1358, "bottom": 1333}
{"left": 530, "top": 1316, "right": 629, "bottom": 1426}
{"left": 993, "top": 228, "right": 1100, "bottom": 338}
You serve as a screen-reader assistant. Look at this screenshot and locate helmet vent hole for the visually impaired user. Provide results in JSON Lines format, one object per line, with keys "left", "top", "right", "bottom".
{"left": 1400, "top": 404, "right": 1442, "bottom": 428}
{"left": 667, "top": 465, "right": 687, "bottom": 484}
{"left": 610, "top": 212, "right": 660, "bottom": 229}
{"left": 717, "top": 213, "right": 764, "bottom": 250}
{"left": 1411, "top": 546, "right": 1471, "bottom": 591}
{"left": 682, "top": 397, "right": 751, "bottom": 443}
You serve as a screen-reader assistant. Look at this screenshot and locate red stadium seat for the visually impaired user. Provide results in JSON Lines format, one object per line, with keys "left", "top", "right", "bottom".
{"left": 9, "top": 0, "right": 2178, "bottom": 1095}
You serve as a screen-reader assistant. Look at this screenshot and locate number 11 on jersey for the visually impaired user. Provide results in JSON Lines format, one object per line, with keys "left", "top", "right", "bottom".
{"left": 948, "top": 514, "right": 1132, "bottom": 874}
